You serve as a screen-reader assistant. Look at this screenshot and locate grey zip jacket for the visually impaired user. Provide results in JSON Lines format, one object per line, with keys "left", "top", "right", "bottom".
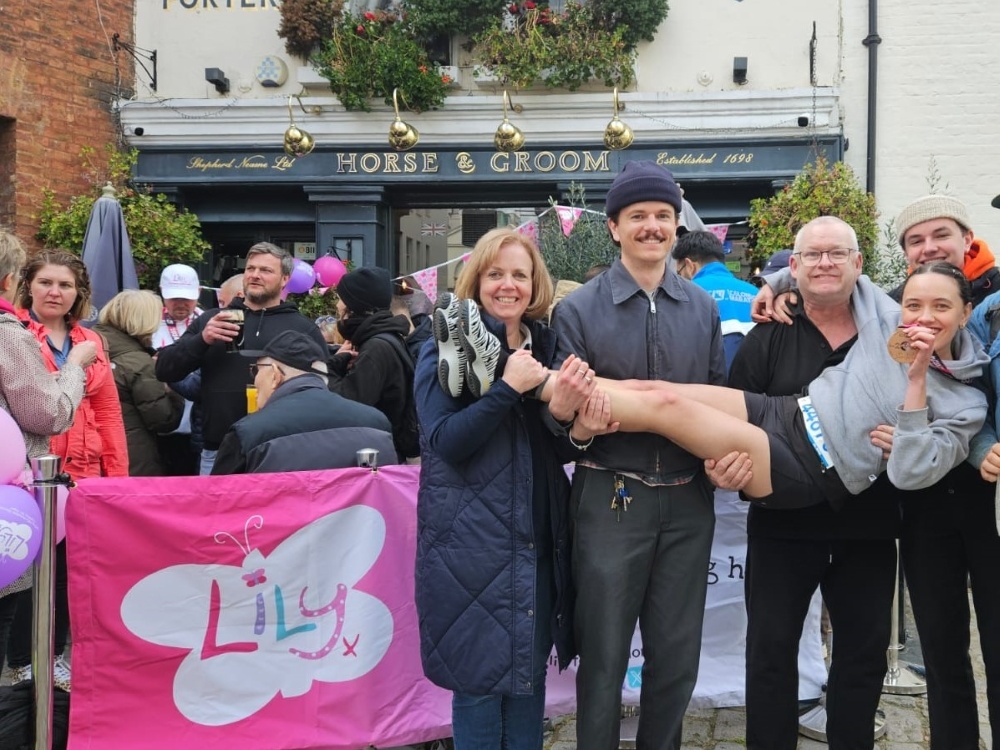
{"left": 767, "top": 270, "right": 989, "bottom": 494}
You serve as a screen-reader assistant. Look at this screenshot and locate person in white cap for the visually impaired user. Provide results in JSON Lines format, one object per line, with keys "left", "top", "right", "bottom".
{"left": 152, "top": 264, "right": 203, "bottom": 348}
{"left": 152, "top": 264, "right": 204, "bottom": 475}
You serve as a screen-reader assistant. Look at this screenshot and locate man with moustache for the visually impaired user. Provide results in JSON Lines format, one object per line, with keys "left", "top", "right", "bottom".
{"left": 156, "top": 242, "right": 327, "bottom": 475}
{"left": 551, "top": 161, "right": 725, "bottom": 750}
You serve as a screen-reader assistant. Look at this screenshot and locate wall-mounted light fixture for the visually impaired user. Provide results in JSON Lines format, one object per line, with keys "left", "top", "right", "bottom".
{"left": 283, "top": 95, "right": 315, "bottom": 157}
{"left": 388, "top": 88, "right": 420, "bottom": 151}
{"left": 732, "top": 57, "right": 748, "bottom": 85}
{"left": 494, "top": 90, "right": 525, "bottom": 153}
{"left": 603, "top": 87, "right": 634, "bottom": 151}
{"left": 205, "top": 67, "right": 230, "bottom": 95}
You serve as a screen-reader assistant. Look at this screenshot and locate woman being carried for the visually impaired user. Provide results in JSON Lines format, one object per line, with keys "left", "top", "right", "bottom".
{"left": 435, "top": 261, "right": 988, "bottom": 508}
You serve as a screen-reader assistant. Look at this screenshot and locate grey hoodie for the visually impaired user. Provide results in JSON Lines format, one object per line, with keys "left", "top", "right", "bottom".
{"left": 767, "top": 270, "right": 989, "bottom": 494}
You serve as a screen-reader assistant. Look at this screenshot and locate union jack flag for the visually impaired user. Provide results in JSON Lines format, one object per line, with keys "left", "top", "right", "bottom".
{"left": 421, "top": 222, "right": 447, "bottom": 237}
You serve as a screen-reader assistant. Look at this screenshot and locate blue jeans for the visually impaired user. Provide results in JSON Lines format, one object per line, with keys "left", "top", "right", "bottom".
{"left": 199, "top": 448, "right": 217, "bottom": 476}
{"left": 452, "top": 688, "right": 546, "bottom": 750}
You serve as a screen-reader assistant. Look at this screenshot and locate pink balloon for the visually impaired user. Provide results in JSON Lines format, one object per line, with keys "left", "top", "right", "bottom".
{"left": 284, "top": 258, "right": 317, "bottom": 295}
{"left": 0, "top": 485, "right": 43, "bottom": 589}
{"left": 313, "top": 255, "right": 348, "bottom": 287}
{"left": 0, "top": 410, "right": 27, "bottom": 485}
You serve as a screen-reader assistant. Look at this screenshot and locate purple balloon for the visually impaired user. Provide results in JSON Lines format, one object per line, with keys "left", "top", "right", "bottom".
{"left": 0, "top": 410, "right": 27, "bottom": 485}
{"left": 0, "top": 485, "right": 43, "bottom": 589}
{"left": 284, "top": 258, "right": 317, "bottom": 295}
{"left": 313, "top": 255, "right": 348, "bottom": 288}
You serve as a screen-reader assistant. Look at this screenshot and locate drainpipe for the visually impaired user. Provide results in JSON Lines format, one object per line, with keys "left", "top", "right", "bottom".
{"left": 862, "top": 0, "right": 882, "bottom": 194}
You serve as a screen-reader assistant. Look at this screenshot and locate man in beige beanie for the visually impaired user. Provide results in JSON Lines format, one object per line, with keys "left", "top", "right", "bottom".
{"left": 891, "top": 194, "right": 1000, "bottom": 305}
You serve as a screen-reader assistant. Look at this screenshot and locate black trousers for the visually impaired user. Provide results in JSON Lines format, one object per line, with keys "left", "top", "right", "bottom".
{"left": 901, "top": 480, "right": 1000, "bottom": 750}
{"left": 744, "top": 536, "right": 896, "bottom": 750}
{"left": 571, "top": 467, "right": 715, "bottom": 750}
{"left": 6, "top": 540, "right": 70, "bottom": 667}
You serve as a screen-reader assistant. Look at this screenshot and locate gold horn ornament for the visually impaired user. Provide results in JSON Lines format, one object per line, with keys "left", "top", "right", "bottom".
{"left": 283, "top": 95, "right": 315, "bottom": 157}
{"left": 603, "top": 87, "right": 634, "bottom": 151}
{"left": 388, "top": 88, "right": 420, "bottom": 151}
{"left": 494, "top": 90, "right": 525, "bottom": 153}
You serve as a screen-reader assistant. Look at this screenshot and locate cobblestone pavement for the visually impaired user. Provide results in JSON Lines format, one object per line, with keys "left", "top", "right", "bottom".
{"left": 545, "top": 593, "right": 993, "bottom": 750}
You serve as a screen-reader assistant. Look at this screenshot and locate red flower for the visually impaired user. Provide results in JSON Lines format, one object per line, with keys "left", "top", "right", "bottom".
{"left": 524, "top": 0, "right": 536, "bottom": 7}
{"left": 363, "top": 11, "right": 375, "bottom": 20}
{"left": 356, "top": 24, "right": 365, "bottom": 33}
{"left": 441, "top": 75, "right": 453, "bottom": 84}
{"left": 508, "top": 3, "right": 519, "bottom": 12}
{"left": 419, "top": 65, "right": 428, "bottom": 73}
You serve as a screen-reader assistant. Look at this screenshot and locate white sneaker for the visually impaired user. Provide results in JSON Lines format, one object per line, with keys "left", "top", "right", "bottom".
{"left": 458, "top": 300, "right": 502, "bottom": 399}
{"left": 53, "top": 654, "right": 71, "bottom": 692}
{"left": 433, "top": 293, "right": 467, "bottom": 398}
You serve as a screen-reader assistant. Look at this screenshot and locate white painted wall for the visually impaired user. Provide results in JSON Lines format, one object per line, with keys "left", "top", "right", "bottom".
{"left": 131, "top": 0, "right": 1000, "bottom": 242}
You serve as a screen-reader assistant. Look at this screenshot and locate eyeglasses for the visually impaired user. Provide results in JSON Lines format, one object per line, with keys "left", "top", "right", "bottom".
{"left": 249, "top": 362, "right": 284, "bottom": 378}
{"left": 793, "top": 248, "right": 855, "bottom": 266}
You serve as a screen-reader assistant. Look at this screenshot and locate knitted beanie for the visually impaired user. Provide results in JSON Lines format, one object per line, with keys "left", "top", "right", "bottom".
{"left": 336, "top": 267, "right": 392, "bottom": 315}
{"left": 604, "top": 161, "right": 683, "bottom": 217}
{"left": 895, "top": 195, "right": 971, "bottom": 246}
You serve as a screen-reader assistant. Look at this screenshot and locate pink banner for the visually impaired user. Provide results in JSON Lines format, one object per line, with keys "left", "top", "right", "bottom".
{"left": 706, "top": 223, "right": 730, "bottom": 243}
{"left": 66, "top": 468, "right": 452, "bottom": 750}
{"left": 410, "top": 267, "right": 439, "bottom": 303}
{"left": 555, "top": 207, "right": 583, "bottom": 237}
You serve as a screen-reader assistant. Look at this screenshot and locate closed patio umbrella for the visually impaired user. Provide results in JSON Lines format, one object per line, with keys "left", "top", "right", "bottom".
{"left": 80, "top": 183, "right": 139, "bottom": 312}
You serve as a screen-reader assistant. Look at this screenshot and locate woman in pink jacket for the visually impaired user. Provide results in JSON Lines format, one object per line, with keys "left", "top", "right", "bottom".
{"left": 7, "top": 248, "right": 128, "bottom": 691}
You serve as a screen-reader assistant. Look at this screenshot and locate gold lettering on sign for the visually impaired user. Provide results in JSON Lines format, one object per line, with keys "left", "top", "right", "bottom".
{"left": 656, "top": 152, "right": 718, "bottom": 166}
{"left": 403, "top": 152, "right": 418, "bottom": 173}
{"left": 514, "top": 152, "right": 531, "bottom": 172}
{"left": 559, "top": 152, "right": 580, "bottom": 171}
{"left": 383, "top": 153, "right": 401, "bottom": 173}
{"left": 238, "top": 155, "right": 269, "bottom": 169}
{"left": 722, "top": 152, "right": 755, "bottom": 164}
{"left": 337, "top": 153, "right": 358, "bottom": 173}
{"left": 534, "top": 151, "right": 556, "bottom": 173}
{"left": 422, "top": 153, "right": 439, "bottom": 173}
{"left": 187, "top": 157, "right": 236, "bottom": 171}
{"left": 456, "top": 152, "right": 476, "bottom": 174}
{"left": 273, "top": 155, "right": 296, "bottom": 171}
{"left": 490, "top": 153, "right": 510, "bottom": 173}
{"left": 583, "top": 151, "right": 610, "bottom": 172}
{"left": 360, "top": 153, "right": 381, "bottom": 174}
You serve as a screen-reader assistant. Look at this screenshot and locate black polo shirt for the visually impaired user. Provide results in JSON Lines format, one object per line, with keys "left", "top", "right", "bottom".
{"left": 729, "top": 302, "right": 901, "bottom": 540}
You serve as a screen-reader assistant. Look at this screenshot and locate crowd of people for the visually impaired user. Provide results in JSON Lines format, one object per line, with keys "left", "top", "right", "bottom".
{"left": 0, "top": 160, "right": 998, "bottom": 750}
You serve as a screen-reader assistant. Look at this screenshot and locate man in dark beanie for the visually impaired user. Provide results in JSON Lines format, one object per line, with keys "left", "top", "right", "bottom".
{"left": 550, "top": 159, "right": 725, "bottom": 750}
{"left": 330, "top": 266, "right": 419, "bottom": 460}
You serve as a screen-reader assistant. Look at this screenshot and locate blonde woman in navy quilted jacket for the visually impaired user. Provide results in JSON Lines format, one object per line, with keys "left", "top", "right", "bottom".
{"left": 414, "top": 228, "right": 598, "bottom": 750}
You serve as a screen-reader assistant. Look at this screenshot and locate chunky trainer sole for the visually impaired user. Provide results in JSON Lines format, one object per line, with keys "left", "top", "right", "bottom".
{"left": 433, "top": 292, "right": 466, "bottom": 398}
{"left": 458, "top": 299, "right": 502, "bottom": 399}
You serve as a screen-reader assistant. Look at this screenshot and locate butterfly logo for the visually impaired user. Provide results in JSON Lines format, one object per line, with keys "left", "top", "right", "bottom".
{"left": 120, "top": 505, "right": 393, "bottom": 726}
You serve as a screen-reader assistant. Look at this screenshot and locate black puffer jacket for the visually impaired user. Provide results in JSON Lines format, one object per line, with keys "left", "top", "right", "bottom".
{"left": 328, "top": 311, "right": 413, "bottom": 453}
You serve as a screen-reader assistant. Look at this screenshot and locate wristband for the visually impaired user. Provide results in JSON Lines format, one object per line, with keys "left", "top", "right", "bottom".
{"left": 568, "top": 432, "right": 594, "bottom": 451}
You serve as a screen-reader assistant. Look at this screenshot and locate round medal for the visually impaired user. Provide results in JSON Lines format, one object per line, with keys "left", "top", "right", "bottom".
{"left": 887, "top": 328, "right": 917, "bottom": 364}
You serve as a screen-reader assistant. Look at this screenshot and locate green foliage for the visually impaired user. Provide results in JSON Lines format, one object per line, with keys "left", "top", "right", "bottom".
{"left": 311, "top": 10, "right": 450, "bottom": 112}
{"left": 746, "top": 156, "right": 880, "bottom": 276}
{"left": 537, "top": 183, "right": 618, "bottom": 283}
{"left": 589, "top": 0, "right": 670, "bottom": 50}
{"left": 35, "top": 146, "right": 211, "bottom": 290}
{"left": 286, "top": 286, "right": 341, "bottom": 318}
{"left": 472, "top": 2, "right": 635, "bottom": 91}
{"left": 869, "top": 219, "right": 908, "bottom": 291}
{"left": 404, "top": 0, "right": 509, "bottom": 40}
{"left": 278, "top": 0, "right": 345, "bottom": 59}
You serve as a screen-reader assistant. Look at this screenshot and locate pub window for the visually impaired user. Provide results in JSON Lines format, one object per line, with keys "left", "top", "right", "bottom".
{"left": 461, "top": 210, "right": 497, "bottom": 247}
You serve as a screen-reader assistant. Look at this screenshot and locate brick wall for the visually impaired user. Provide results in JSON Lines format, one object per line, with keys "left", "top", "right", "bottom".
{"left": 0, "top": 1, "right": 133, "bottom": 250}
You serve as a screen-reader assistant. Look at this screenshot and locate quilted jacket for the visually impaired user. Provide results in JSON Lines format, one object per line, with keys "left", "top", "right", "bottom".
{"left": 414, "top": 311, "right": 577, "bottom": 696}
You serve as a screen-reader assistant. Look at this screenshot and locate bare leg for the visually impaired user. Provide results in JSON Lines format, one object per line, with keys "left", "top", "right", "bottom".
{"left": 542, "top": 373, "right": 772, "bottom": 497}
